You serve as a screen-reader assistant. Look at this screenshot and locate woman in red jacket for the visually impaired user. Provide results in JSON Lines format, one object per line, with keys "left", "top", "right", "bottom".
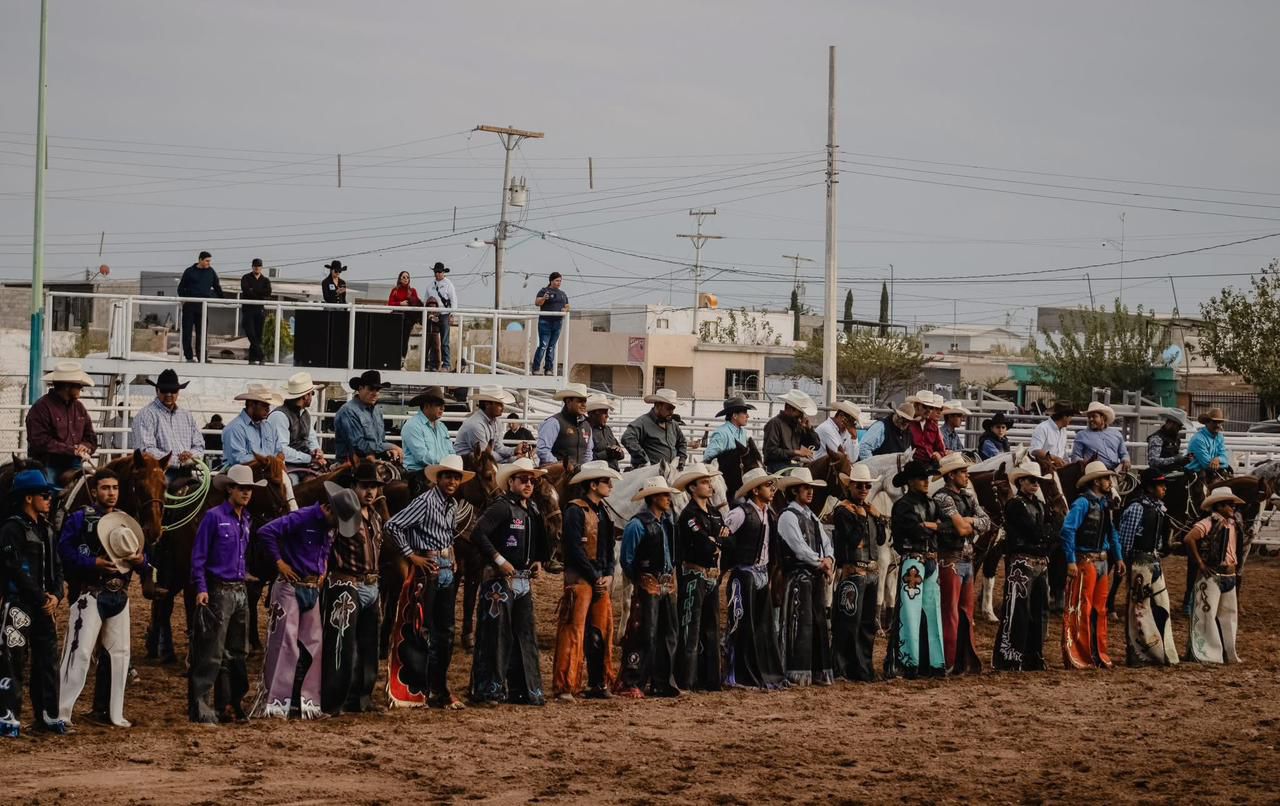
{"left": 388, "top": 271, "right": 424, "bottom": 360}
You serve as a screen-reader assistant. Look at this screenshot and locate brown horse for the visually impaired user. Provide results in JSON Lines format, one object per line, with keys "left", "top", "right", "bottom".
{"left": 769, "top": 450, "right": 850, "bottom": 518}
{"left": 452, "top": 444, "right": 502, "bottom": 650}
{"left": 709, "top": 439, "right": 763, "bottom": 507}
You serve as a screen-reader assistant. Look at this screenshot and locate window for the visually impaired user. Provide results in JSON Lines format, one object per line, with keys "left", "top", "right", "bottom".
{"left": 656, "top": 317, "right": 670, "bottom": 329}
{"left": 724, "top": 369, "right": 760, "bottom": 397}
{"left": 589, "top": 365, "right": 612, "bottom": 391}
{"left": 653, "top": 367, "right": 667, "bottom": 391}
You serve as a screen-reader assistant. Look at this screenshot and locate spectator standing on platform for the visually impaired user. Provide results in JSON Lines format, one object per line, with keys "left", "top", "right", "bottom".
{"left": 533, "top": 272, "right": 570, "bottom": 376}
{"left": 239, "top": 259, "right": 272, "bottom": 365}
{"left": 177, "top": 251, "right": 224, "bottom": 363}
{"left": 321, "top": 260, "right": 347, "bottom": 304}
{"left": 388, "top": 271, "right": 424, "bottom": 361}
{"left": 427, "top": 262, "right": 458, "bottom": 371}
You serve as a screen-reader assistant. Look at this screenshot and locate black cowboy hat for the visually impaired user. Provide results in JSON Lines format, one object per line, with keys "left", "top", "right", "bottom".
{"left": 892, "top": 460, "right": 933, "bottom": 488}
{"left": 715, "top": 396, "right": 756, "bottom": 418}
{"left": 349, "top": 370, "right": 390, "bottom": 391}
{"left": 407, "top": 386, "right": 447, "bottom": 408}
{"left": 1140, "top": 466, "right": 1182, "bottom": 488}
{"left": 431, "top": 261, "right": 450, "bottom": 274}
{"left": 1049, "top": 402, "right": 1078, "bottom": 419}
{"left": 982, "top": 412, "right": 1013, "bottom": 431}
{"left": 351, "top": 460, "right": 385, "bottom": 487}
{"left": 146, "top": 368, "right": 189, "bottom": 393}
{"left": 324, "top": 260, "right": 347, "bottom": 273}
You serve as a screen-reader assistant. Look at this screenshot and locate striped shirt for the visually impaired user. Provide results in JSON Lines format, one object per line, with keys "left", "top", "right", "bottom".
{"left": 131, "top": 398, "right": 205, "bottom": 467}
{"left": 384, "top": 486, "right": 456, "bottom": 557}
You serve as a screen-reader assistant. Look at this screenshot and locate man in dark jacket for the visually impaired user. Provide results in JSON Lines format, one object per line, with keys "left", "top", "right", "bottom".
{"left": 672, "top": 463, "right": 726, "bottom": 692}
{"left": 177, "top": 250, "right": 224, "bottom": 363}
{"left": 25, "top": 362, "right": 97, "bottom": 483}
{"left": 885, "top": 460, "right": 944, "bottom": 679}
{"left": 618, "top": 476, "right": 681, "bottom": 698}
{"left": 585, "top": 395, "right": 625, "bottom": 472}
{"left": 992, "top": 467, "right": 1057, "bottom": 671}
{"left": 239, "top": 258, "right": 272, "bottom": 365}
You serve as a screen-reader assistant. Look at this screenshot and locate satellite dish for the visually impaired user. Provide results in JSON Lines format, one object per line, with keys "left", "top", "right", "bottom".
{"left": 1161, "top": 344, "right": 1184, "bottom": 367}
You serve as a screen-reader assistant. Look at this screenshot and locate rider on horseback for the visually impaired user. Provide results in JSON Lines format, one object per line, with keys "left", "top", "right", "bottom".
{"left": 813, "top": 400, "right": 860, "bottom": 461}
{"left": 26, "top": 362, "right": 97, "bottom": 484}
{"left": 762, "top": 389, "right": 819, "bottom": 474}
{"left": 703, "top": 396, "right": 755, "bottom": 463}
{"left": 1186, "top": 408, "right": 1231, "bottom": 478}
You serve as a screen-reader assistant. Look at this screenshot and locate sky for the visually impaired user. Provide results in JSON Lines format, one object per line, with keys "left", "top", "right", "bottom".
{"left": 2, "top": 1, "right": 1279, "bottom": 338}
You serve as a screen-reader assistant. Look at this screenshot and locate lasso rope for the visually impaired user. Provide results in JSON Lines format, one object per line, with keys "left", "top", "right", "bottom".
{"left": 163, "top": 459, "right": 212, "bottom": 532}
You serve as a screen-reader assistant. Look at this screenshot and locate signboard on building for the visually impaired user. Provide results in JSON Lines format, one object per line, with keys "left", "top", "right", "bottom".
{"left": 627, "top": 336, "right": 646, "bottom": 365}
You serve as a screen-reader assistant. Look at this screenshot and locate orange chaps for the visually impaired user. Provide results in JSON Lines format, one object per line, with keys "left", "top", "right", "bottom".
{"left": 552, "top": 581, "right": 615, "bottom": 695}
{"left": 1062, "top": 555, "right": 1113, "bottom": 669}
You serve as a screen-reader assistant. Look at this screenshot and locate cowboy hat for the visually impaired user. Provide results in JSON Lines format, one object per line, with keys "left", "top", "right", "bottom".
{"left": 8, "top": 469, "right": 59, "bottom": 498}
{"left": 941, "top": 400, "right": 970, "bottom": 417}
{"left": 1008, "top": 466, "right": 1052, "bottom": 484}
{"left": 281, "top": 371, "right": 323, "bottom": 400}
{"left": 1201, "top": 487, "right": 1245, "bottom": 511}
{"left": 408, "top": 386, "right": 447, "bottom": 408}
{"left": 982, "top": 412, "right": 1014, "bottom": 430}
{"left": 585, "top": 394, "right": 613, "bottom": 413}
{"left": 715, "top": 396, "right": 756, "bottom": 418}
{"left": 349, "top": 370, "right": 390, "bottom": 391}
{"left": 98, "top": 511, "right": 144, "bottom": 574}
{"left": 569, "top": 460, "right": 623, "bottom": 485}
{"left": 145, "top": 369, "right": 189, "bottom": 393}
{"left": 776, "top": 466, "right": 827, "bottom": 490}
{"left": 839, "top": 464, "right": 882, "bottom": 486}
{"left": 933, "top": 453, "right": 972, "bottom": 478}
{"left": 324, "top": 260, "right": 347, "bottom": 272}
{"left": 905, "top": 390, "right": 931, "bottom": 406}
{"left": 1197, "top": 407, "right": 1227, "bottom": 424}
{"left": 1161, "top": 409, "right": 1191, "bottom": 429}
{"left": 919, "top": 393, "right": 944, "bottom": 409}
{"left": 1140, "top": 466, "right": 1182, "bottom": 488}
{"left": 472, "top": 385, "right": 515, "bottom": 405}
{"left": 43, "top": 361, "right": 94, "bottom": 387}
{"left": 495, "top": 457, "right": 547, "bottom": 488}
{"left": 644, "top": 388, "right": 680, "bottom": 407}
{"left": 1049, "top": 402, "right": 1078, "bottom": 419}
{"left": 827, "top": 400, "right": 862, "bottom": 422}
{"left": 894, "top": 404, "right": 917, "bottom": 421}
{"left": 351, "top": 461, "right": 385, "bottom": 486}
{"left": 1076, "top": 460, "right": 1117, "bottom": 489}
{"left": 553, "top": 382, "right": 591, "bottom": 401}
{"left": 234, "top": 383, "right": 284, "bottom": 406}
{"left": 777, "top": 389, "right": 818, "bottom": 417}
{"left": 1085, "top": 401, "right": 1116, "bottom": 426}
{"left": 892, "top": 460, "right": 933, "bottom": 488}
{"left": 322, "top": 481, "right": 362, "bottom": 539}
{"left": 735, "top": 467, "right": 778, "bottom": 500}
{"left": 673, "top": 462, "right": 723, "bottom": 491}
{"left": 431, "top": 261, "right": 450, "bottom": 274}
{"left": 631, "top": 476, "right": 680, "bottom": 502}
{"left": 213, "top": 464, "right": 269, "bottom": 491}
{"left": 424, "top": 454, "right": 475, "bottom": 485}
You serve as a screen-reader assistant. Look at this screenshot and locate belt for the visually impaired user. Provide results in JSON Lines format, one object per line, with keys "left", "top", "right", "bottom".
{"left": 681, "top": 561, "right": 720, "bottom": 581}
{"left": 938, "top": 550, "right": 973, "bottom": 562}
{"left": 87, "top": 577, "right": 128, "bottom": 594}
{"left": 1009, "top": 553, "right": 1050, "bottom": 567}
{"left": 838, "top": 562, "right": 878, "bottom": 576}
{"left": 424, "top": 547, "right": 455, "bottom": 562}
{"left": 293, "top": 576, "right": 323, "bottom": 589}
{"left": 638, "top": 572, "right": 676, "bottom": 596}
{"left": 332, "top": 572, "right": 380, "bottom": 585}
{"left": 1078, "top": 551, "right": 1108, "bottom": 562}
{"left": 903, "top": 552, "right": 937, "bottom": 561}
{"left": 209, "top": 579, "right": 246, "bottom": 590}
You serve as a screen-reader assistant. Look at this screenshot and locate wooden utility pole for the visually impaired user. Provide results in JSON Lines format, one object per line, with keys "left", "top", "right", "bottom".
{"left": 822, "top": 45, "right": 839, "bottom": 403}
{"left": 474, "top": 124, "right": 545, "bottom": 308}
{"left": 677, "top": 209, "right": 721, "bottom": 335}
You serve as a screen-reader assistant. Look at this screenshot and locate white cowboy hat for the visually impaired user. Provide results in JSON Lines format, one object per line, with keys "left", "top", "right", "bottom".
{"left": 472, "top": 385, "right": 515, "bottom": 405}
{"left": 919, "top": 392, "right": 944, "bottom": 410}
{"left": 933, "top": 453, "right": 972, "bottom": 478}
{"left": 495, "top": 457, "right": 547, "bottom": 488}
{"left": 424, "top": 454, "right": 475, "bottom": 485}
{"left": 941, "top": 400, "right": 971, "bottom": 417}
{"left": 234, "top": 383, "right": 284, "bottom": 406}
{"left": 777, "top": 389, "right": 818, "bottom": 417}
{"left": 1200, "top": 487, "right": 1245, "bottom": 511}
{"left": 672, "top": 462, "right": 723, "bottom": 491}
{"left": 97, "top": 511, "right": 144, "bottom": 574}
{"left": 569, "top": 460, "right": 623, "bottom": 485}
{"left": 1008, "top": 466, "right": 1052, "bottom": 484}
{"left": 585, "top": 394, "right": 613, "bottom": 413}
{"left": 839, "top": 464, "right": 882, "bottom": 486}
{"left": 1075, "top": 460, "right": 1117, "bottom": 489}
{"left": 281, "top": 371, "right": 324, "bottom": 400}
{"left": 631, "top": 476, "right": 680, "bottom": 502}
{"left": 213, "top": 464, "right": 269, "bottom": 491}
{"left": 827, "top": 400, "right": 862, "bottom": 422}
{"left": 553, "top": 382, "right": 591, "bottom": 401}
{"left": 775, "top": 466, "right": 827, "bottom": 489}
{"left": 643, "top": 388, "right": 680, "bottom": 407}
{"left": 906, "top": 389, "right": 933, "bottom": 406}
{"left": 1085, "top": 401, "right": 1116, "bottom": 426}
{"left": 734, "top": 467, "right": 778, "bottom": 500}
{"left": 42, "top": 360, "right": 95, "bottom": 387}
{"left": 894, "top": 404, "right": 918, "bottom": 421}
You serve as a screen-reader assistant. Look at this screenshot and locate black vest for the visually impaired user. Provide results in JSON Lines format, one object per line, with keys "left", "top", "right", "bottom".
{"left": 779, "top": 504, "right": 824, "bottom": 574}
{"left": 550, "top": 410, "right": 590, "bottom": 465}
{"left": 934, "top": 487, "right": 976, "bottom": 554}
{"left": 722, "top": 502, "right": 769, "bottom": 569}
{"left": 67, "top": 506, "right": 107, "bottom": 596}
{"left": 481, "top": 495, "right": 547, "bottom": 570}
{"left": 1129, "top": 497, "right": 1168, "bottom": 555}
{"left": 677, "top": 500, "right": 724, "bottom": 569}
{"left": 873, "top": 414, "right": 911, "bottom": 456}
{"left": 630, "top": 509, "right": 675, "bottom": 578}
{"left": 1198, "top": 515, "right": 1240, "bottom": 569}
{"left": 272, "top": 403, "right": 311, "bottom": 454}
{"left": 1004, "top": 495, "right": 1054, "bottom": 556}
{"left": 1152, "top": 431, "right": 1181, "bottom": 459}
{"left": 891, "top": 490, "right": 938, "bottom": 555}
{"left": 1076, "top": 496, "right": 1109, "bottom": 553}
{"left": 833, "top": 501, "right": 880, "bottom": 565}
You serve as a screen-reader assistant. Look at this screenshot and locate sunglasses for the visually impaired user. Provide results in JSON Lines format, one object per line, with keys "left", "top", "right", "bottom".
{"left": 512, "top": 476, "right": 537, "bottom": 485}
{"left": 852, "top": 482, "right": 873, "bottom": 490}
{"left": 36, "top": 492, "right": 53, "bottom": 500}
{"left": 1022, "top": 479, "right": 1041, "bottom": 485}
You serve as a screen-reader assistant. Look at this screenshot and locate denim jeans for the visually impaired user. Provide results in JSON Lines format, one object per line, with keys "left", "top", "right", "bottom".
{"left": 533, "top": 317, "right": 562, "bottom": 373}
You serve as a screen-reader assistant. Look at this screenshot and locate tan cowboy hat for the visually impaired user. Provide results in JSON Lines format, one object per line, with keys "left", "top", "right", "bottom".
{"left": 735, "top": 467, "right": 778, "bottom": 500}
{"left": 1200, "top": 487, "right": 1245, "bottom": 511}
{"left": 839, "top": 464, "right": 882, "bottom": 486}
{"left": 894, "top": 404, "right": 917, "bottom": 421}
{"left": 553, "top": 382, "right": 591, "bottom": 401}
{"left": 775, "top": 466, "right": 827, "bottom": 490}
{"left": 585, "top": 394, "right": 613, "bottom": 413}
{"left": 43, "top": 360, "right": 95, "bottom": 387}
{"left": 827, "top": 400, "right": 862, "bottom": 422}
{"left": 777, "top": 388, "right": 818, "bottom": 417}
{"left": 905, "top": 389, "right": 931, "bottom": 405}
{"left": 495, "top": 457, "right": 547, "bottom": 487}
{"left": 425, "top": 454, "right": 475, "bottom": 485}
{"left": 234, "top": 383, "right": 284, "bottom": 406}
{"left": 1075, "top": 460, "right": 1117, "bottom": 489}
{"left": 933, "top": 453, "right": 972, "bottom": 479}
{"left": 1197, "top": 407, "right": 1227, "bottom": 424}
{"left": 97, "top": 511, "right": 144, "bottom": 574}
{"left": 213, "top": 464, "right": 269, "bottom": 491}
{"left": 1008, "top": 466, "right": 1052, "bottom": 484}
{"left": 569, "top": 460, "right": 623, "bottom": 485}
{"left": 919, "top": 392, "right": 944, "bottom": 410}
{"left": 643, "top": 388, "right": 680, "bottom": 407}
{"left": 1085, "top": 401, "right": 1116, "bottom": 426}
{"left": 672, "top": 462, "right": 723, "bottom": 491}
{"left": 472, "top": 385, "right": 515, "bottom": 405}
{"left": 631, "top": 476, "right": 680, "bottom": 502}
{"left": 281, "top": 371, "right": 323, "bottom": 400}
{"left": 941, "top": 400, "right": 971, "bottom": 417}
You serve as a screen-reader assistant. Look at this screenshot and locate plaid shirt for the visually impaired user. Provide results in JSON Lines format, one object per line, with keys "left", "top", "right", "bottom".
{"left": 385, "top": 486, "right": 456, "bottom": 557}
{"left": 1117, "top": 494, "right": 1165, "bottom": 558}
{"left": 131, "top": 398, "right": 204, "bottom": 466}
{"left": 330, "top": 507, "right": 383, "bottom": 576}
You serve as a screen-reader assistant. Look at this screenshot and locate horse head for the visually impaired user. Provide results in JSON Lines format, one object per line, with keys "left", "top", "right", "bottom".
{"left": 249, "top": 453, "right": 292, "bottom": 519}
{"left": 461, "top": 443, "right": 500, "bottom": 506}
{"left": 111, "top": 448, "right": 168, "bottom": 547}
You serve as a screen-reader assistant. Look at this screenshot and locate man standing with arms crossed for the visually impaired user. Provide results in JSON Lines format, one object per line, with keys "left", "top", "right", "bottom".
{"left": 533, "top": 272, "right": 570, "bottom": 376}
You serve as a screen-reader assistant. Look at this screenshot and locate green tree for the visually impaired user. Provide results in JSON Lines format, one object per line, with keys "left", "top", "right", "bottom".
{"left": 262, "top": 313, "right": 294, "bottom": 359}
{"left": 1199, "top": 260, "right": 1280, "bottom": 415}
{"left": 878, "top": 282, "right": 890, "bottom": 338}
{"left": 1032, "top": 301, "right": 1165, "bottom": 404}
{"left": 843, "top": 289, "right": 854, "bottom": 336}
{"left": 791, "top": 328, "right": 925, "bottom": 402}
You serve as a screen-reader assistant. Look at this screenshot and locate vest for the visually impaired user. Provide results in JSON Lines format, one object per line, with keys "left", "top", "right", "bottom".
{"left": 1197, "top": 515, "right": 1239, "bottom": 569}
{"left": 1004, "top": 495, "right": 1053, "bottom": 556}
{"left": 1076, "top": 496, "right": 1109, "bottom": 553}
{"left": 484, "top": 495, "right": 546, "bottom": 570}
{"left": 551, "top": 411, "right": 590, "bottom": 465}
{"left": 934, "top": 487, "right": 976, "bottom": 555}
{"left": 566, "top": 498, "right": 605, "bottom": 576}
{"left": 891, "top": 491, "right": 938, "bottom": 555}
{"left": 1152, "top": 432, "right": 1181, "bottom": 459}
{"left": 977, "top": 433, "right": 1009, "bottom": 457}
{"left": 833, "top": 501, "right": 878, "bottom": 565}
{"left": 779, "top": 505, "right": 823, "bottom": 574}
{"left": 273, "top": 403, "right": 311, "bottom": 454}
{"left": 1130, "top": 498, "right": 1168, "bottom": 555}
{"left": 723, "top": 502, "right": 767, "bottom": 569}
{"left": 677, "top": 500, "right": 724, "bottom": 569}
{"left": 591, "top": 423, "right": 621, "bottom": 471}
{"left": 873, "top": 414, "right": 911, "bottom": 456}
{"left": 68, "top": 505, "right": 107, "bottom": 596}
{"left": 630, "top": 509, "right": 674, "bottom": 578}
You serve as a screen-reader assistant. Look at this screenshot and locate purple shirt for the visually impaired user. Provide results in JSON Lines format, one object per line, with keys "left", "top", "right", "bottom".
{"left": 190, "top": 502, "right": 252, "bottom": 593}
{"left": 256, "top": 503, "right": 334, "bottom": 579}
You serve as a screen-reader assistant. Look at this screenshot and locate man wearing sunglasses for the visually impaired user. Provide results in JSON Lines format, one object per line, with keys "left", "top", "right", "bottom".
{"left": 992, "top": 467, "right": 1057, "bottom": 671}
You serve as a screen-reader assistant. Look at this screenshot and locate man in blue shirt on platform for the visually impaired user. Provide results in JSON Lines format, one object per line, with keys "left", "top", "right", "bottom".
{"left": 1186, "top": 407, "right": 1231, "bottom": 475}
{"left": 1068, "top": 401, "right": 1130, "bottom": 472}
{"left": 532, "top": 272, "right": 570, "bottom": 376}
{"left": 221, "top": 384, "right": 286, "bottom": 466}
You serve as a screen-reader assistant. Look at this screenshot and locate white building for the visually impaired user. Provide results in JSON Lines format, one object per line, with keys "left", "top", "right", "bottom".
{"left": 919, "top": 324, "right": 1026, "bottom": 356}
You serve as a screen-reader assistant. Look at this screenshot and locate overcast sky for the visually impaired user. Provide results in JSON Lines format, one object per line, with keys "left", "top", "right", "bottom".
{"left": 2, "top": 1, "right": 1278, "bottom": 337}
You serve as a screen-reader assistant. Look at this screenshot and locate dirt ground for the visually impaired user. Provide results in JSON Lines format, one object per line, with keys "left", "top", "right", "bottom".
{"left": 6, "top": 553, "right": 1280, "bottom": 805}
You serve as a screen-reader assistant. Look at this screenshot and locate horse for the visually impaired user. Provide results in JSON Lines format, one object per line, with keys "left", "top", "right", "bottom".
{"left": 452, "top": 445, "right": 502, "bottom": 651}
{"left": 707, "top": 439, "right": 763, "bottom": 509}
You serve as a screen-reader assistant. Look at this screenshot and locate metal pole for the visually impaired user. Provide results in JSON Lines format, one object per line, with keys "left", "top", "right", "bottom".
{"left": 495, "top": 135, "right": 514, "bottom": 309}
{"left": 27, "top": 0, "right": 49, "bottom": 404}
{"left": 821, "top": 45, "right": 839, "bottom": 404}
{"left": 1118, "top": 211, "right": 1126, "bottom": 307}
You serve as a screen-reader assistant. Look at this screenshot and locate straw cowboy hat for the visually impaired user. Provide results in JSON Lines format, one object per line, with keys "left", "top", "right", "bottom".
{"left": 408, "top": 386, "right": 447, "bottom": 408}
{"left": 1197, "top": 407, "right": 1227, "bottom": 425}
{"left": 584, "top": 394, "right": 613, "bottom": 413}
{"left": 644, "top": 388, "right": 680, "bottom": 407}
{"left": 673, "top": 462, "right": 723, "bottom": 491}
{"left": 894, "top": 404, "right": 917, "bottom": 421}
{"left": 495, "top": 457, "right": 547, "bottom": 487}
{"left": 934, "top": 453, "right": 972, "bottom": 479}
{"left": 1008, "top": 466, "right": 1053, "bottom": 485}
{"left": 631, "top": 476, "right": 680, "bottom": 502}
{"left": 735, "top": 467, "right": 778, "bottom": 500}
{"left": 919, "top": 392, "right": 944, "bottom": 409}
{"left": 424, "top": 454, "right": 475, "bottom": 485}
{"left": 941, "top": 400, "right": 970, "bottom": 417}
{"left": 905, "top": 390, "right": 931, "bottom": 406}
{"left": 234, "top": 383, "right": 284, "bottom": 406}
{"left": 98, "top": 511, "right": 144, "bottom": 574}
{"left": 281, "top": 371, "right": 324, "bottom": 400}
{"left": 715, "top": 396, "right": 756, "bottom": 418}
{"left": 43, "top": 361, "right": 94, "bottom": 387}
{"left": 553, "top": 382, "right": 591, "bottom": 401}
{"left": 1076, "top": 460, "right": 1117, "bottom": 489}
{"left": 213, "top": 464, "right": 269, "bottom": 491}
{"left": 145, "top": 368, "right": 189, "bottom": 393}
{"left": 777, "top": 389, "right": 818, "bottom": 417}
{"left": 1084, "top": 401, "right": 1116, "bottom": 426}
{"left": 839, "top": 464, "right": 882, "bottom": 486}
{"left": 1200, "top": 487, "right": 1245, "bottom": 511}
{"left": 827, "top": 400, "right": 862, "bottom": 422}
{"left": 775, "top": 466, "right": 827, "bottom": 490}
{"left": 569, "top": 460, "right": 623, "bottom": 485}
{"left": 472, "top": 385, "right": 515, "bottom": 405}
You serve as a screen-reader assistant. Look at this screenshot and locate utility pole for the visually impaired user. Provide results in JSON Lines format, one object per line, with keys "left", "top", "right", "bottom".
{"left": 782, "top": 254, "right": 814, "bottom": 313}
{"left": 474, "top": 124, "right": 544, "bottom": 308}
{"left": 676, "top": 209, "right": 721, "bottom": 335}
{"left": 28, "top": 0, "right": 49, "bottom": 404}
{"left": 822, "top": 45, "right": 839, "bottom": 403}
{"left": 1119, "top": 211, "right": 1126, "bottom": 306}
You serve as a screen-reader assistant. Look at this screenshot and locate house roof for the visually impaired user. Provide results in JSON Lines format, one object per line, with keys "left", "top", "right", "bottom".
{"left": 920, "top": 324, "right": 1023, "bottom": 338}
